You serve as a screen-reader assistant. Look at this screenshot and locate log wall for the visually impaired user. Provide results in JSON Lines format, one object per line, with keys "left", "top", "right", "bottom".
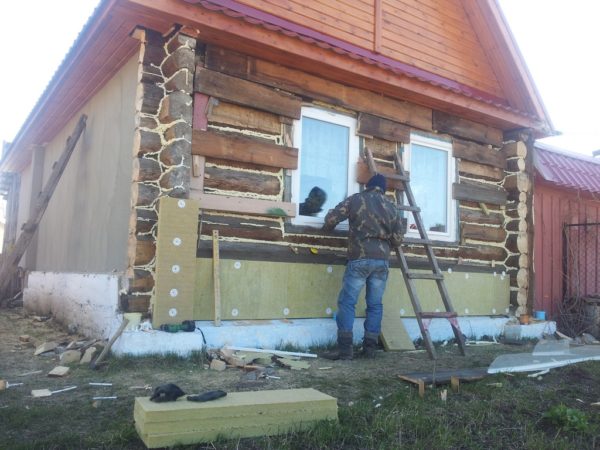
{"left": 122, "top": 29, "right": 197, "bottom": 315}
{"left": 190, "top": 45, "right": 521, "bottom": 282}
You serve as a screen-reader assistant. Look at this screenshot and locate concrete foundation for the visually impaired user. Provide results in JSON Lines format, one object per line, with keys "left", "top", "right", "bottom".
{"left": 113, "top": 316, "right": 557, "bottom": 356}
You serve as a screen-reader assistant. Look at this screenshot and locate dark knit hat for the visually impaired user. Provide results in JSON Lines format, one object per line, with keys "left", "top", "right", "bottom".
{"left": 366, "top": 173, "right": 386, "bottom": 192}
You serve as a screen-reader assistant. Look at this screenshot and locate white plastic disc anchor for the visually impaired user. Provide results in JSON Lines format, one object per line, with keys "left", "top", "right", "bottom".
{"left": 234, "top": 261, "right": 241, "bottom": 269}
{"left": 283, "top": 308, "right": 290, "bottom": 316}
{"left": 231, "top": 308, "right": 239, "bottom": 317}
{"left": 168, "top": 308, "right": 177, "bottom": 317}
{"left": 172, "top": 237, "right": 182, "bottom": 246}
{"left": 171, "top": 265, "right": 180, "bottom": 274}
{"left": 177, "top": 200, "right": 186, "bottom": 208}
{"left": 169, "top": 288, "right": 178, "bottom": 298}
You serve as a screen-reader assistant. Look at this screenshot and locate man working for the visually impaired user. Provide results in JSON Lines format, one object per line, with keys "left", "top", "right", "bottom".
{"left": 322, "top": 173, "right": 404, "bottom": 360}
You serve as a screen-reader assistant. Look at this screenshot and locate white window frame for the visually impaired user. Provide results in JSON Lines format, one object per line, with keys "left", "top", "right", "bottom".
{"left": 291, "top": 106, "right": 360, "bottom": 228}
{"left": 404, "top": 133, "right": 456, "bottom": 242}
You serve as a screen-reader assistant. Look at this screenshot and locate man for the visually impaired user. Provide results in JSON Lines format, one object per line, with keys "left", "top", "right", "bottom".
{"left": 322, "top": 173, "right": 403, "bottom": 360}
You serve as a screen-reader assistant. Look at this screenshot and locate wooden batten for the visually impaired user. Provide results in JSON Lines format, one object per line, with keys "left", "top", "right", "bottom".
{"left": 458, "top": 160, "right": 504, "bottom": 181}
{"left": 358, "top": 113, "right": 411, "bottom": 142}
{"left": 194, "top": 67, "right": 302, "bottom": 119}
{"left": 453, "top": 181, "right": 507, "bottom": 205}
{"left": 207, "top": 100, "right": 282, "bottom": 135}
{"left": 192, "top": 129, "right": 298, "bottom": 169}
{"left": 204, "top": 45, "right": 433, "bottom": 130}
{"left": 192, "top": 192, "right": 295, "bottom": 218}
{"left": 356, "top": 161, "right": 404, "bottom": 190}
{"left": 453, "top": 138, "right": 505, "bottom": 168}
{"left": 204, "top": 166, "right": 280, "bottom": 196}
{"left": 433, "top": 111, "right": 503, "bottom": 147}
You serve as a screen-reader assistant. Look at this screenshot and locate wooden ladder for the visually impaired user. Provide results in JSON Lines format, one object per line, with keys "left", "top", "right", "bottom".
{"left": 364, "top": 147, "right": 466, "bottom": 359}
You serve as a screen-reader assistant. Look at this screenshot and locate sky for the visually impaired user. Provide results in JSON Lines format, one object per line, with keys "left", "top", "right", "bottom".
{"left": 0, "top": 1, "right": 599, "bottom": 156}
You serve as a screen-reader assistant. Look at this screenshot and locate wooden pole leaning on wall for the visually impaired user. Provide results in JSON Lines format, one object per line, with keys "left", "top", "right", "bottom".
{"left": 212, "top": 230, "right": 221, "bottom": 326}
{"left": 0, "top": 115, "right": 87, "bottom": 304}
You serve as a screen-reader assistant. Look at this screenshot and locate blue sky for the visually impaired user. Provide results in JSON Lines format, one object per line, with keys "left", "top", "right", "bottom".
{"left": 0, "top": 1, "right": 598, "bottom": 156}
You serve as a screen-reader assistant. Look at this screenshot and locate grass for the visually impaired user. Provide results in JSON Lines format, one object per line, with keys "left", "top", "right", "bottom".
{"left": 2, "top": 344, "right": 600, "bottom": 449}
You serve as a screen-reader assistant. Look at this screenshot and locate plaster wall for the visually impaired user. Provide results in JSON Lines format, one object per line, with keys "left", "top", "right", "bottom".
{"left": 33, "top": 54, "right": 138, "bottom": 272}
{"left": 24, "top": 271, "right": 121, "bottom": 339}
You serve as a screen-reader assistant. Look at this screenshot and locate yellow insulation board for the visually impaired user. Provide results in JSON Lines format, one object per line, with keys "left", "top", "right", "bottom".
{"left": 134, "top": 388, "right": 338, "bottom": 448}
{"left": 152, "top": 197, "right": 199, "bottom": 327}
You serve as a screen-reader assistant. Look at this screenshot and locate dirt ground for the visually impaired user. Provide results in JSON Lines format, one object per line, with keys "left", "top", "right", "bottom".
{"left": 0, "top": 307, "right": 546, "bottom": 448}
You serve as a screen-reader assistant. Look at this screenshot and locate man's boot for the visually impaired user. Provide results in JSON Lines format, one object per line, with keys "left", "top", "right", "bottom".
{"left": 321, "top": 331, "right": 353, "bottom": 360}
{"left": 362, "top": 332, "right": 379, "bottom": 358}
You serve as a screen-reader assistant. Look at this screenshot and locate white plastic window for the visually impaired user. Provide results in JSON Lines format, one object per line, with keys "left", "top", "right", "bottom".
{"left": 291, "top": 107, "right": 359, "bottom": 227}
{"left": 405, "top": 133, "right": 456, "bottom": 242}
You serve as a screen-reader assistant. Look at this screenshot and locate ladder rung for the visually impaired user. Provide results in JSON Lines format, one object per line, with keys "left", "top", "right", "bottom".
{"left": 386, "top": 173, "right": 409, "bottom": 182}
{"left": 419, "top": 312, "right": 458, "bottom": 319}
{"left": 406, "top": 272, "right": 444, "bottom": 280}
{"left": 397, "top": 205, "right": 420, "bottom": 212}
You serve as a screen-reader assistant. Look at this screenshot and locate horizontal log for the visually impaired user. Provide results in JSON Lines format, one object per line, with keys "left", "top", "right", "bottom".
{"left": 192, "top": 129, "right": 298, "bottom": 169}
{"left": 504, "top": 173, "right": 531, "bottom": 193}
{"left": 453, "top": 138, "right": 505, "bottom": 168}
{"left": 461, "top": 224, "right": 507, "bottom": 243}
{"left": 119, "top": 294, "right": 151, "bottom": 314}
{"left": 358, "top": 113, "right": 411, "bottom": 143}
{"left": 459, "top": 208, "right": 503, "bottom": 226}
{"left": 204, "top": 166, "right": 280, "bottom": 196}
{"left": 356, "top": 161, "right": 404, "bottom": 190}
{"left": 502, "top": 141, "right": 527, "bottom": 158}
{"left": 506, "top": 157, "right": 526, "bottom": 172}
{"left": 128, "top": 237, "right": 156, "bottom": 267}
{"left": 517, "top": 268, "right": 529, "bottom": 289}
{"left": 458, "top": 244, "right": 508, "bottom": 262}
{"left": 129, "top": 269, "right": 155, "bottom": 293}
{"left": 205, "top": 45, "right": 432, "bottom": 130}
{"left": 506, "top": 219, "right": 527, "bottom": 232}
{"left": 192, "top": 192, "right": 295, "bottom": 217}
{"left": 458, "top": 160, "right": 504, "bottom": 181}
{"left": 194, "top": 67, "right": 301, "bottom": 119}
{"left": 207, "top": 100, "right": 282, "bottom": 135}
{"left": 453, "top": 182, "right": 507, "bottom": 205}
{"left": 285, "top": 233, "right": 348, "bottom": 249}
{"left": 506, "top": 232, "right": 528, "bottom": 254}
{"left": 504, "top": 254, "right": 519, "bottom": 269}
{"left": 204, "top": 156, "right": 279, "bottom": 173}
{"left": 133, "top": 157, "right": 162, "bottom": 182}
{"left": 363, "top": 137, "right": 398, "bottom": 158}
{"left": 433, "top": 111, "right": 503, "bottom": 147}
{"left": 132, "top": 183, "right": 160, "bottom": 207}
{"left": 200, "top": 214, "right": 283, "bottom": 242}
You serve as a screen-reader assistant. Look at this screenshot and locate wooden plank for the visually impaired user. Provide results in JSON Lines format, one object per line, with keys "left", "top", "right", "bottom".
{"left": 212, "top": 230, "right": 221, "bottom": 327}
{"left": 192, "top": 93, "right": 209, "bottom": 131}
{"left": 207, "top": 100, "right": 282, "bottom": 135}
{"left": 192, "top": 129, "right": 298, "bottom": 169}
{"left": 194, "top": 67, "right": 302, "bottom": 119}
{"left": 374, "top": 0, "right": 382, "bottom": 52}
{"left": 453, "top": 182, "right": 507, "bottom": 205}
{"left": 204, "top": 46, "right": 432, "bottom": 130}
{"left": 190, "top": 156, "right": 205, "bottom": 193}
{"left": 0, "top": 115, "right": 87, "bottom": 299}
{"left": 453, "top": 138, "right": 505, "bottom": 168}
{"left": 461, "top": 224, "right": 506, "bottom": 243}
{"left": 204, "top": 166, "right": 280, "bottom": 196}
{"left": 192, "top": 193, "right": 295, "bottom": 218}
{"left": 356, "top": 161, "right": 405, "bottom": 191}
{"left": 433, "top": 111, "right": 503, "bottom": 147}
{"left": 398, "top": 367, "right": 488, "bottom": 386}
{"left": 358, "top": 113, "right": 411, "bottom": 142}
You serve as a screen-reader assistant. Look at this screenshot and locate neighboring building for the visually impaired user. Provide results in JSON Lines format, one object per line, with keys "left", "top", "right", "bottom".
{"left": 533, "top": 142, "right": 600, "bottom": 319}
{"left": 0, "top": 0, "right": 553, "bottom": 350}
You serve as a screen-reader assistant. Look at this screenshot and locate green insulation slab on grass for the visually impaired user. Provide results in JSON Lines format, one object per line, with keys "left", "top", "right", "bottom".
{"left": 134, "top": 388, "right": 338, "bottom": 448}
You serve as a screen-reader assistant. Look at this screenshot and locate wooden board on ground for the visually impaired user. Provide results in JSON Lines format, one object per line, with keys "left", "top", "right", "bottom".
{"left": 134, "top": 388, "right": 337, "bottom": 448}
{"left": 398, "top": 367, "right": 488, "bottom": 386}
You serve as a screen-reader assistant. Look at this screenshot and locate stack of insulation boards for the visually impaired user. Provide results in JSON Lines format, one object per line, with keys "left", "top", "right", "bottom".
{"left": 134, "top": 388, "right": 338, "bottom": 448}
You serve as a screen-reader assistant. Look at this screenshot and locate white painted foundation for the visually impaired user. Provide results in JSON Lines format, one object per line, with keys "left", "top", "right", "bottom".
{"left": 113, "top": 316, "right": 556, "bottom": 356}
{"left": 23, "top": 271, "right": 121, "bottom": 339}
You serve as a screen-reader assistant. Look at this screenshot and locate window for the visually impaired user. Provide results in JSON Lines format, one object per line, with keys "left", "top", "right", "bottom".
{"left": 292, "top": 107, "right": 359, "bottom": 227}
{"left": 405, "top": 133, "right": 456, "bottom": 241}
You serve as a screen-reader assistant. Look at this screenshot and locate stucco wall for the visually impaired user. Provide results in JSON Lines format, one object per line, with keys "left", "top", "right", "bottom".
{"left": 32, "top": 54, "right": 138, "bottom": 272}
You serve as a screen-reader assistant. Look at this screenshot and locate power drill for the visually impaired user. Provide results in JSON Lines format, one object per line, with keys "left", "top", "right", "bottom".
{"left": 159, "top": 320, "right": 196, "bottom": 333}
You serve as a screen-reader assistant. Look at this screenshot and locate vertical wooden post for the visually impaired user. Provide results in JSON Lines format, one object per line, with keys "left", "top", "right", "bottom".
{"left": 212, "top": 230, "right": 221, "bottom": 326}
{"left": 374, "top": 0, "right": 382, "bottom": 53}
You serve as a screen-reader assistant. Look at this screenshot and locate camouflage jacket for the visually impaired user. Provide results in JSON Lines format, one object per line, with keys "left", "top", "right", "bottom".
{"left": 323, "top": 187, "right": 403, "bottom": 261}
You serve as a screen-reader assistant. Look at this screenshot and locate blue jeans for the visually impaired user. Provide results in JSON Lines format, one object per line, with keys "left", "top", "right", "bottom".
{"left": 336, "top": 259, "right": 389, "bottom": 335}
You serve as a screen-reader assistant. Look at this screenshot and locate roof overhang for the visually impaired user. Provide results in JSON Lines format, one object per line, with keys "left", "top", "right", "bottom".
{"left": 2, "top": 0, "right": 553, "bottom": 172}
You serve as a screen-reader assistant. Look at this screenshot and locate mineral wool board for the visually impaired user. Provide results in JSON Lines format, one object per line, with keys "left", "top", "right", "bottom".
{"left": 193, "top": 258, "right": 509, "bottom": 320}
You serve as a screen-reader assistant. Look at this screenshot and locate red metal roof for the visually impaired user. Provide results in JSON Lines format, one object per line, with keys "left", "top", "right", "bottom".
{"left": 534, "top": 143, "right": 600, "bottom": 194}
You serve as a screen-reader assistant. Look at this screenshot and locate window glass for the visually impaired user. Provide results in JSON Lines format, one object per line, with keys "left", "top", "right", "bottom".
{"left": 299, "top": 117, "right": 349, "bottom": 218}
{"left": 410, "top": 144, "right": 448, "bottom": 233}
